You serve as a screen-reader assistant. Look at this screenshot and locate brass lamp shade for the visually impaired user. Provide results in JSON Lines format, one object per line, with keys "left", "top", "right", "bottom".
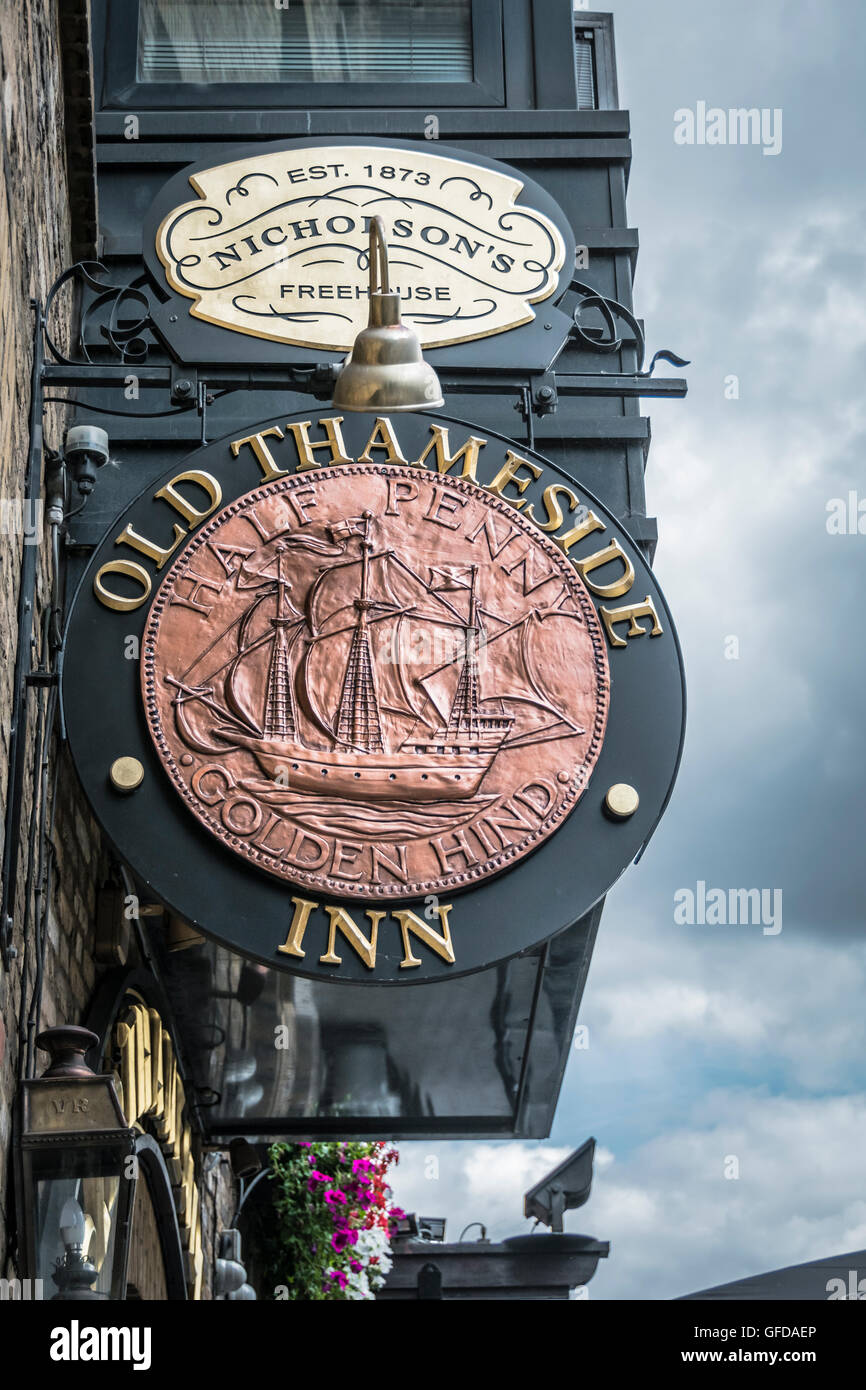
{"left": 333, "top": 217, "right": 444, "bottom": 413}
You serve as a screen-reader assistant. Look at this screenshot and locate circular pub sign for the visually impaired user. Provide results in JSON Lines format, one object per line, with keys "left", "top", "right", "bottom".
{"left": 62, "top": 411, "right": 685, "bottom": 984}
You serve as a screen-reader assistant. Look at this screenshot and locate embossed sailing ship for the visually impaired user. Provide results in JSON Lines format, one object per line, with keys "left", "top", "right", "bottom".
{"left": 168, "top": 513, "right": 583, "bottom": 805}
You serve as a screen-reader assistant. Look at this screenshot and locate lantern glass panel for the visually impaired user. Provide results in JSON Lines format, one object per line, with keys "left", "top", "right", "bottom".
{"left": 33, "top": 1151, "right": 124, "bottom": 1299}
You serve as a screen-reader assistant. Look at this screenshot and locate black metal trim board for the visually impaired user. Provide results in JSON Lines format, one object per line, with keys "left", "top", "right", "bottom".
{"left": 61, "top": 409, "right": 685, "bottom": 986}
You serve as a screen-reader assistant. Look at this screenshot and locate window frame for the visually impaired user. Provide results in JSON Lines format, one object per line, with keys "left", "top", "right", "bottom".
{"left": 98, "top": 0, "right": 505, "bottom": 110}
{"left": 573, "top": 10, "right": 618, "bottom": 110}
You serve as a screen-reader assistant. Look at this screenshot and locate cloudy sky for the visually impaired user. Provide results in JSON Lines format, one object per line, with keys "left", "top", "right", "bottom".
{"left": 392, "top": 0, "right": 866, "bottom": 1298}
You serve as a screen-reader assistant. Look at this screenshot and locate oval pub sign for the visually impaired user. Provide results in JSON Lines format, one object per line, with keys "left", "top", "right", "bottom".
{"left": 62, "top": 412, "right": 685, "bottom": 984}
{"left": 150, "top": 140, "right": 568, "bottom": 352}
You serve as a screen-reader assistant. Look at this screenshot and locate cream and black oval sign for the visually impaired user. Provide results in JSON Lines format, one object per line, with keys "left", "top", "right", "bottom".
{"left": 149, "top": 139, "right": 570, "bottom": 352}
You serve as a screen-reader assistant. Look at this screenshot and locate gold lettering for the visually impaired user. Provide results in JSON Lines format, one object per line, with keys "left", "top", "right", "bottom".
{"left": 319, "top": 906, "right": 384, "bottom": 969}
{"left": 285, "top": 417, "right": 352, "bottom": 472}
{"left": 412, "top": 425, "right": 486, "bottom": 480}
{"left": 525, "top": 483, "right": 579, "bottom": 533}
{"left": 154, "top": 469, "right": 222, "bottom": 526}
{"left": 114, "top": 521, "right": 186, "bottom": 570}
{"left": 485, "top": 450, "right": 542, "bottom": 510}
{"left": 230, "top": 426, "right": 287, "bottom": 481}
{"left": 277, "top": 896, "right": 317, "bottom": 959}
{"left": 574, "top": 539, "right": 635, "bottom": 599}
{"left": 93, "top": 559, "right": 152, "bottom": 612}
{"left": 358, "top": 416, "right": 408, "bottom": 466}
{"left": 599, "top": 595, "right": 664, "bottom": 648}
{"left": 395, "top": 906, "right": 456, "bottom": 969}
{"left": 554, "top": 507, "right": 606, "bottom": 555}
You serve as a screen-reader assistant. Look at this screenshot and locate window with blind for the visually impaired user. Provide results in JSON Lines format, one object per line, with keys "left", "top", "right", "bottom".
{"left": 574, "top": 29, "right": 597, "bottom": 110}
{"left": 137, "top": 0, "right": 474, "bottom": 85}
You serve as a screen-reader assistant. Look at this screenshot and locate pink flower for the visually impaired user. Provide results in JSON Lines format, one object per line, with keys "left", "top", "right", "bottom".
{"left": 350, "top": 1260, "right": 363, "bottom": 1274}
{"left": 324, "top": 1188, "right": 347, "bottom": 1208}
{"left": 328, "top": 1269, "right": 348, "bottom": 1290}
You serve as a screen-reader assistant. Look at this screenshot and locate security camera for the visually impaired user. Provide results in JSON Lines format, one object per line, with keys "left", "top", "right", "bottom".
{"left": 64, "top": 424, "right": 109, "bottom": 496}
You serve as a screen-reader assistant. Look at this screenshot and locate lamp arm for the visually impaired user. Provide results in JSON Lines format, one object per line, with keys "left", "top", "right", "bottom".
{"left": 369, "top": 216, "right": 390, "bottom": 296}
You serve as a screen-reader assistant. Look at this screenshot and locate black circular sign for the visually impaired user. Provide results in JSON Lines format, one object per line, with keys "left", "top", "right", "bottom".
{"left": 62, "top": 410, "right": 685, "bottom": 984}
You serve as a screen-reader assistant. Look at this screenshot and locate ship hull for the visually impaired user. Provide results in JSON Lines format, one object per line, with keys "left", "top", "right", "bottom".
{"left": 248, "top": 742, "right": 496, "bottom": 801}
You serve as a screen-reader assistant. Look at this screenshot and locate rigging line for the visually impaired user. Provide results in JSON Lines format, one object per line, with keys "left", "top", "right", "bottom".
{"left": 305, "top": 545, "right": 401, "bottom": 626}
{"left": 178, "top": 583, "right": 276, "bottom": 681}
{"left": 306, "top": 605, "right": 421, "bottom": 643}
{"left": 386, "top": 552, "right": 469, "bottom": 625}
{"left": 190, "top": 624, "right": 298, "bottom": 690}
{"left": 167, "top": 680, "right": 240, "bottom": 725}
{"left": 503, "top": 726, "right": 584, "bottom": 750}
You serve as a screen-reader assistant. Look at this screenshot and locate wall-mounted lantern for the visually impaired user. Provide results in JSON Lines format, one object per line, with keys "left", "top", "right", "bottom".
{"left": 16, "top": 1026, "right": 137, "bottom": 1300}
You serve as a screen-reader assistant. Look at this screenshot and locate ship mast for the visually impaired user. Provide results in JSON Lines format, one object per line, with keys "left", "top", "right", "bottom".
{"left": 335, "top": 513, "right": 385, "bottom": 752}
{"left": 445, "top": 565, "right": 481, "bottom": 741}
{"left": 263, "top": 544, "right": 299, "bottom": 738}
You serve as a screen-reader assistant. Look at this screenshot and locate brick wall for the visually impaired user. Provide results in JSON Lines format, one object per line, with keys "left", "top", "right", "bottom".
{"left": 0, "top": 1, "right": 235, "bottom": 1297}
{"left": 0, "top": 0, "right": 82, "bottom": 1273}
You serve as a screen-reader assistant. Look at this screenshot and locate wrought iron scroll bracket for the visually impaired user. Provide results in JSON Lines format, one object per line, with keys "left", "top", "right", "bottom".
{"left": 568, "top": 277, "right": 690, "bottom": 377}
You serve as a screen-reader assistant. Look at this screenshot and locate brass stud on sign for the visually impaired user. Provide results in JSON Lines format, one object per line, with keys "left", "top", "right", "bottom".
{"left": 109, "top": 756, "right": 144, "bottom": 793}
{"left": 604, "top": 783, "right": 639, "bottom": 820}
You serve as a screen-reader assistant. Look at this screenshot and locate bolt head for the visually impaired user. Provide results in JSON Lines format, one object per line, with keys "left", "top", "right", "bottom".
{"left": 110, "top": 757, "right": 145, "bottom": 793}
{"left": 604, "top": 783, "right": 640, "bottom": 820}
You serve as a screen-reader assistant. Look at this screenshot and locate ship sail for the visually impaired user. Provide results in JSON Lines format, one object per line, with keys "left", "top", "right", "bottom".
{"left": 301, "top": 534, "right": 469, "bottom": 746}
{"left": 417, "top": 608, "right": 586, "bottom": 749}
{"left": 163, "top": 514, "right": 584, "bottom": 777}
